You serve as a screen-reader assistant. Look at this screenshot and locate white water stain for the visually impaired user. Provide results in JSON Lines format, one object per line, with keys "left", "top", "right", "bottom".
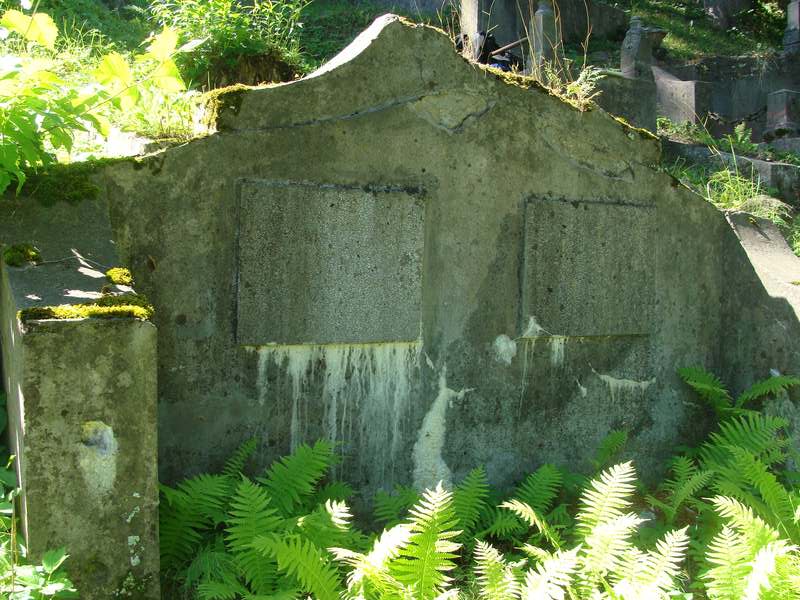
{"left": 517, "top": 337, "right": 537, "bottom": 413}
{"left": 521, "top": 315, "right": 550, "bottom": 338}
{"left": 549, "top": 336, "right": 566, "bottom": 367}
{"left": 255, "top": 342, "right": 420, "bottom": 479}
{"left": 412, "top": 366, "right": 472, "bottom": 491}
{"left": 492, "top": 334, "right": 517, "bottom": 365}
{"left": 596, "top": 372, "right": 656, "bottom": 403}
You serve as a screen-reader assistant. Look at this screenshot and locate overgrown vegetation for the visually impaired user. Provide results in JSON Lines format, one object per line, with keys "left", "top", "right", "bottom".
{"left": 620, "top": 0, "right": 783, "bottom": 60}
{"left": 660, "top": 118, "right": 800, "bottom": 255}
{"left": 147, "top": 0, "right": 306, "bottom": 87}
{"left": 159, "top": 368, "right": 800, "bottom": 599}
{"left": 0, "top": 3, "right": 188, "bottom": 194}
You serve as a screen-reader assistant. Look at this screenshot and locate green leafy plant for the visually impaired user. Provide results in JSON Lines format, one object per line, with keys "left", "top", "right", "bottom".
{"left": 0, "top": 5, "right": 188, "bottom": 195}
{"left": 147, "top": 0, "right": 306, "bottom": 86}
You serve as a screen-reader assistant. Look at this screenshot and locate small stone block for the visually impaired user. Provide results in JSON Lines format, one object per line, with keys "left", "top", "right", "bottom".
{"left": 765, "top": 89, "right": 800, "bottom": 140}
{"left": 237, "top": 181, "right": 425, "bottom": 345}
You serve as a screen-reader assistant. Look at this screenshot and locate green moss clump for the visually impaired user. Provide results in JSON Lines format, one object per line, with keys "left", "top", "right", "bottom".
{"left": 613, "top": 115, "right": 658, "bottom": 141}
{"left": 2, "top": 243, "right": 42, "bottom": 267}
{"left": 18, "top": 294, "right": 154, "bottom": 323}
{"left": 106, "top": 267, "right": 134, "bottom": 286}
{"left": 201, "top": 84, "right": 252, "bottom": 131}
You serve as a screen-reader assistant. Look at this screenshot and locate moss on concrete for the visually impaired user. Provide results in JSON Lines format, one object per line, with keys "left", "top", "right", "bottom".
{"left": 18, "top": 294, "right": 154, "bottom": 323}
{"left": 20, "top": 160, "right": 127, "bottom": 206}
{"left": 106, "top": 267, "right": 134, "bottom": 286}
{"left": 2, "top": 243, "right": 41, "bottom": 267}
{"left": 201, "top": 84, "right": 253, "bottom": 131}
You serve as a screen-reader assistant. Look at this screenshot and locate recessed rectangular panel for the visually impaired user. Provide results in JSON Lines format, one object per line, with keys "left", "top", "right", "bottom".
{"left": 237, "top": 181, "right": 424, "bottom": 345}
{"left": 521, "top": 198, "right": 654, "bottom": 337}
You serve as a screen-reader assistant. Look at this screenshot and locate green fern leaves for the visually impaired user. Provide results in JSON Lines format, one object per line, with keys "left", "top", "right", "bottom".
{"left": 259, "top": 440, "right": 337, "bottom": 517}
{"left": 390, "top": 483, "right": 462, "bottom": 598}
{"left": 158, "top": 366, "right": 800, "bottom": 600}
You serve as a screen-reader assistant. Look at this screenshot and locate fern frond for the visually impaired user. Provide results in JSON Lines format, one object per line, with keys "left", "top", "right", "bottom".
{"left": 453, "top": 467, "right": 490, "bottom": 541}
{"left": 222, "top": 438, "right": 257, "bottom": 480}
{"left": 742, "top": 540, "right": 797, "bottom": 600}
{"left": 700, "top": 414, "right": 788, "bottom": 469}
{"left": 259, "top": 440, "right": 336, "bottom": 517}
{"left": 500, "top": 500, "right": 561, "bottom": 549}
{"left": 522, "top": 546, "right": 579, "bottom": 600}
{"left": 703, "top": 526, "right": 751, "bottom": 600}
{"left": 614, "top": 527, "right": 689, "bottom": 598}
{"left": 520, "top": 543, "right": 554, "bottom": 564}
{"left": 332, "top": 523, "right": 413, "bottom": 594}
{"left": 226, "top": 478, "right": 283, "bottom": 595}
{"left": 311, "top": 481, "right": 354, "bottom": 505}
{"left": 478, "top": 507, "right": 527, "bottom": 541}
{"left": 735, "top": 375, "right": 800, "bottom": 409}
{"left": 678, "top": 366, "right": 732, "bottom": 416}
{"left": 726, "top": 447, "right": 799, "bottom": 540}
{"left": 575, "top": 462, "right": 637, "bottom": 540}
{"left": 197, "top": 579, "right": 250, "bottom": 600}
{"left": 711, "top": 496, "right": 780, "bottom": 550}
{"left": 515, "top": 464, "right": 563, "bottom": 516}
{"left": 297, "top": 499, "right": 355, "bottom": 550}
{"left": 473, "top": 541, "right": 520, "bottom": 600}
{"left": 651, "top": 456, "right": 714, "bottom": 525}
{"left": 184, "top": 535, "right": 238, "bottom": 589}
{"left": 374, "top": 485, "right": 421, "bottom": 528}
{"left": 390, "top": 483, "right": 462, "bottom": 597}
{"left": 592, "top": 430, "right": 629, "bottom": 472}
{"left": 160, "top": 474, "right": 231, "bottom": 571}
{"left": 255, "top": 534, "right": 343, "bottom": 600}
{"left": 581, "top": 512, "right": 644, "bottom": 578}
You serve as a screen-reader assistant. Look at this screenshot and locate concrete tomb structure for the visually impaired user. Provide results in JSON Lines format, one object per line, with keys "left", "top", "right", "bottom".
{"left": 3, "top": 15, "right": 800, "bottom": 598}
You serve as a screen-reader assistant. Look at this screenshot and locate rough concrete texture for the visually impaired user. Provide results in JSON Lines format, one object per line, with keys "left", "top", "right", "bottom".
{"left": 595, "top": 72, "right": 657, "bottom": 131}
{"left": 57, "top": 16, "right": 800, "bottom": 503}
{"left": 237, "top": 181, "right": 425, "bottom": 345}
{"left": 0, "top": 198, "right": 160, "bottom": 599}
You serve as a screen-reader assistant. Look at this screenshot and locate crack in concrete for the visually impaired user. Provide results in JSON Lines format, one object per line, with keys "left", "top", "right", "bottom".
{"left": 222, "top": 92, "right": 435, "bottom": 132}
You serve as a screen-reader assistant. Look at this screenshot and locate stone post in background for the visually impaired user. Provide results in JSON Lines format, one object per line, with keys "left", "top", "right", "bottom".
{"left": 621, "top": 16, "right": 653, "bottom": 80}
{"left": 530, "top": 0, "right": 564, "bottom": 78}
{"left": 460, "top": 0, "right": 480, "bottom": 60}
{"left": 785, "top": 0, "right": 800, "bottom": 54}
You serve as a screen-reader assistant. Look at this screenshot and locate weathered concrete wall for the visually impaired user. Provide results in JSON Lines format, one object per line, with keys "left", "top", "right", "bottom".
{"left": 0, "top": 198, "right": 160, "bottom": 599}
{"left": 83, "top": 14, "right": 800, "bottom": 500}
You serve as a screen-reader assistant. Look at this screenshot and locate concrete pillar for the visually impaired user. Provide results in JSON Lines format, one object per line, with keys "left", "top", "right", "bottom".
{"left": 621, "top": 16, "right": 653, "bottom": 80}
{"left": 785, "top": 0, "right": 800, "bottom": 54}
{"left": 765, "top": 89, "right": 800, "bottom": 141}
{"left": 0, "top": 196, "right": 160, "bottom": 600}
{"left": 460, "top": 0, "right": 480, "bottom": 60}
{"left": 530, "top": 0, "right": 563, "bottom": 77}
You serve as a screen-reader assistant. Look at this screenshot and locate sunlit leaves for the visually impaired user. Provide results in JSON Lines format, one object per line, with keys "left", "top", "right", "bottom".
{"left": 0, "top": 10, "right": 57, "bottom": 50}
{"left": 93, "top": 52, "right": 139, "bottom": 111}
{"left": 146, "top": 27, "right": 179, "bottom": 62}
